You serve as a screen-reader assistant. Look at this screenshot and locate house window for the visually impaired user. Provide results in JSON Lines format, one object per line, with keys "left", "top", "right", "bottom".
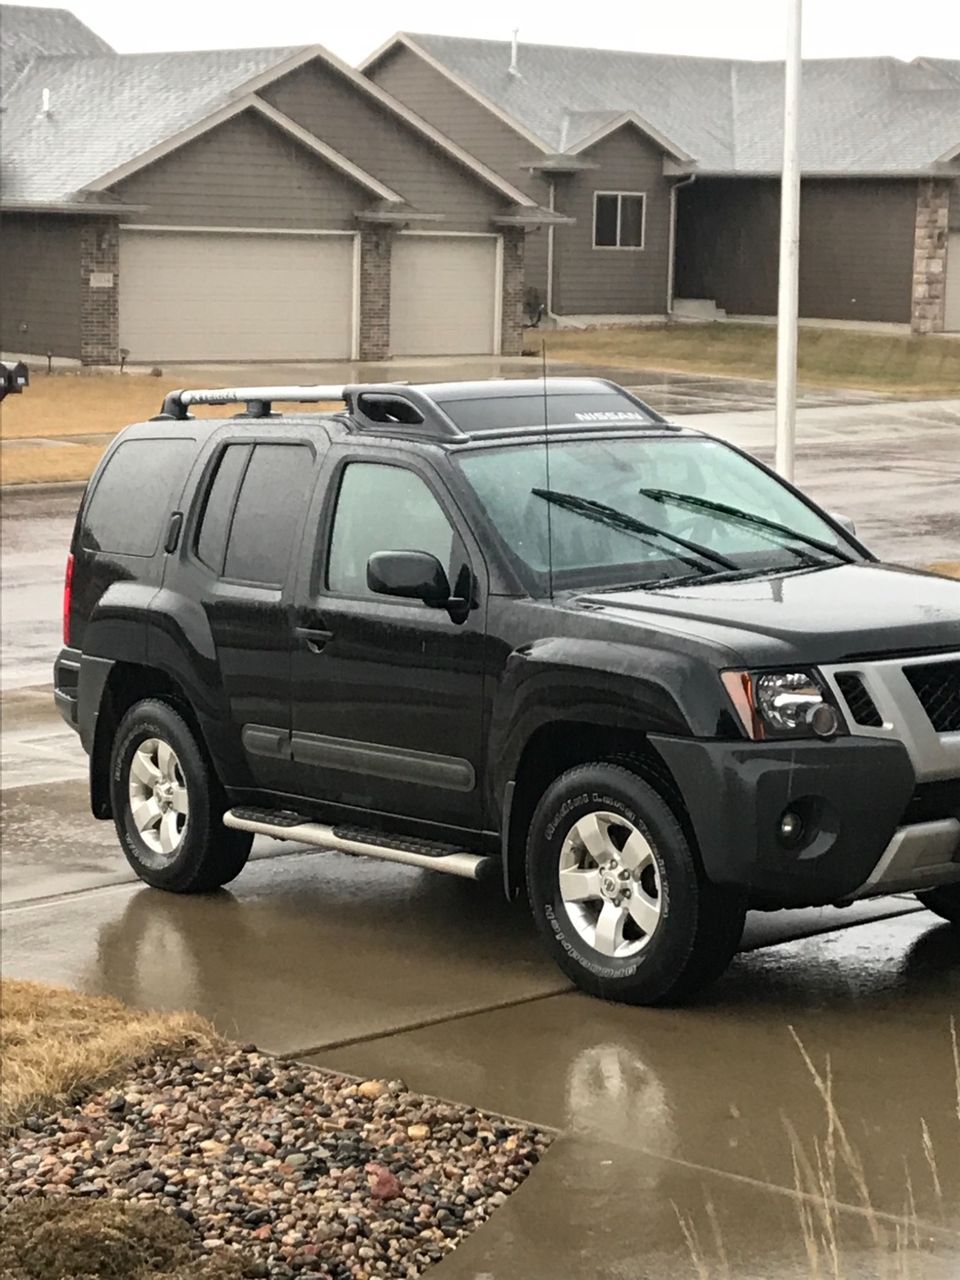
{"left": 593, "top": 192, "right": 646, "bottom": 249}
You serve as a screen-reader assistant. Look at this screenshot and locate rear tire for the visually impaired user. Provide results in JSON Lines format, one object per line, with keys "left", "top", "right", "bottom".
{"left": 916, "top": 884, "right": 960, "bottom": 925}
{"left": 110, "top": 698, "right": 251, "bottom": 893}
{"left": 525, "top": 762, "right": 747, "bottom": 1005}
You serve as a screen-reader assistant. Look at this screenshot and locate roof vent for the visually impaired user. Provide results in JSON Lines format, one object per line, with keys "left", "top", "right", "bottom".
{"left": 509, "top": 28, "right": 520, "bottom": 77}
{"left": 41, "top": 88, "right": 52, "bottom": 116}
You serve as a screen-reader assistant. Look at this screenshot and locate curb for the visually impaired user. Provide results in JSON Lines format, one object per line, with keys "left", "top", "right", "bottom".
{"left": 1, "top": 481, "right": 88, "bottom": 498}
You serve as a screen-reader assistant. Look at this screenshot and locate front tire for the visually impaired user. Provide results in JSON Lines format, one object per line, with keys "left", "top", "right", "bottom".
{"left": 526, "top": 762, "right": 746, "bottom": 1005}
{"left": 916, "top": 884, "right": 960, "bottom": 925}
{"left": 110, "top": 699, "right": 251, "bottom": 893}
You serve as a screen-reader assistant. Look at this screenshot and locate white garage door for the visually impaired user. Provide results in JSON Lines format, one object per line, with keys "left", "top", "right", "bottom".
{"left": 946, "top": 232, "right": 960, "bottom": 333}
{"left": 120, "top": 231, "right": 356, "bottom": 361}
{"left": 391, "top": 235, "right": 499, "bottom": 356}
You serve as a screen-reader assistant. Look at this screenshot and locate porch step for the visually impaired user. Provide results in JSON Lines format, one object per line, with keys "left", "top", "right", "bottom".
{"left": 223, "top": 808, "right": 496, "bottom": 882}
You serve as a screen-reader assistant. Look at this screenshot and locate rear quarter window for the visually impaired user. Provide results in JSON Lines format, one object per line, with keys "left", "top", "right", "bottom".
{"left": 81, "top": 438, "right": 193, "bottom": 556}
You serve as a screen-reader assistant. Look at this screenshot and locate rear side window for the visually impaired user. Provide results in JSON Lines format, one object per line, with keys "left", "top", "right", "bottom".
{"left": 217, "top": 443, "right": 314, "bottom": 586}
{"left": 82, "top": 438, "right": 193, "bottom": 556}
{"left": 196, "top": 444, "right": 251, "bottom": 572}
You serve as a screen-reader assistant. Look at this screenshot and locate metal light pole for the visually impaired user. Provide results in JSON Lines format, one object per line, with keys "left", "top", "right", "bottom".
{"left": 774, "top": 0, "right": 803, "bottom": 481}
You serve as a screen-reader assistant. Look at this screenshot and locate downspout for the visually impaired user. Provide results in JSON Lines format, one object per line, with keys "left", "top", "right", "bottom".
{"left": 667, "top": 172, "right": 697, "bottom": 316}
{"left": 546, "top": 175, "right": 560, "bottom": 322}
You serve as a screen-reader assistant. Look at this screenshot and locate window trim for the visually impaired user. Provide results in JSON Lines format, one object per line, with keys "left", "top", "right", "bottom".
{"left": 192, "top": 439, "right": 317, "bottom": 589}
{"left": 593, "top": 190, "right": 646, "bottom": 251}
{"left": 320, "top": 456, "right": 469, "bottom": 605}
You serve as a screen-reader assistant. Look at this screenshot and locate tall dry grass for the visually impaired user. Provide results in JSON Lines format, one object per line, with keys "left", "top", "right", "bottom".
{"left": 678, "top": 1020, "right": 960, "bottom": 1279}
{"left": 0, "top": 978, "right": 222, "bottom": 1131}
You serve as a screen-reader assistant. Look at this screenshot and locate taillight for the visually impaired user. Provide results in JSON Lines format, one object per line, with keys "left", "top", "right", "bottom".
{"left": 63, "top": 554, "right": 75, "bottom": 646}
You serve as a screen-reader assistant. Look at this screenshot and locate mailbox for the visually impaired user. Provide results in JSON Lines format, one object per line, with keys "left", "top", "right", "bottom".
{"left": 0, "top": 361, "right": 29, "bottom": 401}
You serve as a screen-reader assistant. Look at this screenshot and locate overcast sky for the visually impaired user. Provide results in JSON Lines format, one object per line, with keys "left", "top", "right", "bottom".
{"left": 27, "top": 0, "right": 960, "bottom": 62}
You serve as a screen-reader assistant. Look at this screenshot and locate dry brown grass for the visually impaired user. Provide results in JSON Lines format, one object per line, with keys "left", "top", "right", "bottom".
{"left": 0, "top": 1199, "right": 247, "bottom": 1279}
{"left": 0, "top": 442, "right": 107, "bottom": 485}
{"left": 0, "top": 979, "right": 222, "bottom": 1132}
{"left": 0, "top": 375, "right": 238, "bottom": 441}
{"left": 529, "top": 325, "right": 960, "bottom": 396}
{"left": 678, "top": 1021, "right": 960, "bottom": 1279}
{"left": 0, "top": 375, "right": 341, "bottom": 484}
{"left": 929, "top": 562, "right": 960, "bottom": 579}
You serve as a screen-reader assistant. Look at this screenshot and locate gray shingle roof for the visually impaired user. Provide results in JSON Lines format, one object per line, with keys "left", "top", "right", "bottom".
{"left": 403, "top": 34, "right": 960, "bottom": 175}
{"left": 1, "top": 45, "right": 305, "bottom": 202}
{"left": 1, "top": 3, "right": 112, "bottom": 87}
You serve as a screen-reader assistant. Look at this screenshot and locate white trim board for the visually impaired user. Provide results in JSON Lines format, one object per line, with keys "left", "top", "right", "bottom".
{"left": 120, "top": 225, "right": 356, "bottom": 236}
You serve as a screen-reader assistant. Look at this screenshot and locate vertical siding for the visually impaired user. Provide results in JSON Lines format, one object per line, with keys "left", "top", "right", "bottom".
{"left": 552, "top": 127, "right": 672, "bottom": 314}
{"left": 0, "top": 213, "right": 82, "bottom": 357}
{"left": 260, "top": 60, "right": 509, "bottom": 231}
{"left": 368, "top": 45, "right": 550, "bottom": 293}
{"left": 675, "top": 178, "right": 916, "bottom": 323}
{"left": 113, "top": 111, "right": 364, "bottom": 229}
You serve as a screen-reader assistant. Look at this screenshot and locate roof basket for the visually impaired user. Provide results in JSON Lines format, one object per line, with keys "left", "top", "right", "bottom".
{"left": 156, "top": 385, "right": 347, "bottom": 420}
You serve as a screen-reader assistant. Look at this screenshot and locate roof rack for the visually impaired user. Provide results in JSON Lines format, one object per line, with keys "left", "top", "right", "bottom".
{"left": 152, "top": 379, "right": 671, "bottom": 441}
{"left": 155, "top": 382, "right": 469, "bottom": 439}
{"left": 157, "top": 385, "right": 347, "bottom": 420}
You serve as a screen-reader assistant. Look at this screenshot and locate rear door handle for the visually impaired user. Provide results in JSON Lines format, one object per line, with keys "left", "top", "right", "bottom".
{"left": 295, "top": 626, "right": 334, "bottom": 654}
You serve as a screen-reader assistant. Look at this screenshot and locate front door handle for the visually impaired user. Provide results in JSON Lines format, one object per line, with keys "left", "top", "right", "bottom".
{"left": 295, "top": 626, "right": 334, "bottom": 654}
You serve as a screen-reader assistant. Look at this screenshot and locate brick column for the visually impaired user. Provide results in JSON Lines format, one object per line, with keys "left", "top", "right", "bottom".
{"left": 80, "top": 217, "right": 120, "bottom": 364}
{"left": 358, "top": 225, "right": 392, "bottom": 361}
{"left": 911, "top": 179, "right": 951, "bottom": 335}
{"left": 499, "top": 227, "right": 525, "bottom": 356}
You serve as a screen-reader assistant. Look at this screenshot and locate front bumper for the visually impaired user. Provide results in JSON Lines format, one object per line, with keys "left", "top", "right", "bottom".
{"left": 650, "top": 733, "right": 960, "bottom": 907}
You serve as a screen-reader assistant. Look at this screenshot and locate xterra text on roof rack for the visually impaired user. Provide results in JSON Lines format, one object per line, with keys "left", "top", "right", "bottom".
{"left": 54, "top": 378, "right": 960, "bottom": 1004}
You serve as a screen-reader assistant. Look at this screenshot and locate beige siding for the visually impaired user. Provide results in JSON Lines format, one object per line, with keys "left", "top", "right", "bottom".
{"left": 0, "top": 213, "right": 81, "bottom": 357}
{"left": 114, "top": 111, "right": 365, "bottom": 229}
{"left": 368, "top": 46, "right": 550, "bottom": 292}
{"left": 675, "top": 179, "right": 915, "bottom": 323}
{"left": 552, "top": 127, "right": 672, "bottom": 314}
{"left": 260, "top": 60, "right": 509, "bottom": 231}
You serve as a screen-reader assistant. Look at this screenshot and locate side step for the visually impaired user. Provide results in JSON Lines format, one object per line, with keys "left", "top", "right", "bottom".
{"left": 223, "top": 808, "right": 496, "bottom": 882}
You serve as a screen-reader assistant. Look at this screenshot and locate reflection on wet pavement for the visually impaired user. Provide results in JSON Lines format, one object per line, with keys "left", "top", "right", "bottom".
{"left": 3, "top": 840, "right": 959, "bottom": 1277}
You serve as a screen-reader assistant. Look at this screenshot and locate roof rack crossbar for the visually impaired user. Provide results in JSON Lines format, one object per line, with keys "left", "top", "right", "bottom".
{"left": 158, "top": 385, "right": 347, "bottom": 420}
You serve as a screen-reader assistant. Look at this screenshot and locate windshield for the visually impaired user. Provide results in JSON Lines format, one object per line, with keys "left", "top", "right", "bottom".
{"left": 456, "top": 436, "right": 854, "bottom": 593}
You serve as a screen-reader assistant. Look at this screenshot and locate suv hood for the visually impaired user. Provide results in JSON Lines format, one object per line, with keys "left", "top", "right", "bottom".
{"left": 580, "top": 563, "right": 960, "bottom": 665}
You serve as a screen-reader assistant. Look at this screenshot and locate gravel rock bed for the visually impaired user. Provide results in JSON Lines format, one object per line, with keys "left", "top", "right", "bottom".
{"left": 0, "top": 1049, "right": 550, "bottom": 1279}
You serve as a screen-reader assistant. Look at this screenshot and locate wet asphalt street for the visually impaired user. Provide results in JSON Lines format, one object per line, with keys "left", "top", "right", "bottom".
{"left": 2, "top": 378, "right": 960, "bottom": 1276}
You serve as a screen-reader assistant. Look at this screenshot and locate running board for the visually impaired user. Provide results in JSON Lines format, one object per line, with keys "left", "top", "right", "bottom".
{"left": 223, "top": 808, "right": 495, "bottom": 882}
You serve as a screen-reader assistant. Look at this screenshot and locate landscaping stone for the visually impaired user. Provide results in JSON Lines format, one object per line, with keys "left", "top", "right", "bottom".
{"left": 0, "top": 1049, "right": 550, "bottom": 1279}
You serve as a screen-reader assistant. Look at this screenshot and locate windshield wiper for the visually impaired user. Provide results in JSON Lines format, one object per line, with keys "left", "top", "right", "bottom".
{"left": 637, "top": 489, "right": 855, "bottom": 564}
{"left": 531, "top": 488, "right": 738, "bottom": 574}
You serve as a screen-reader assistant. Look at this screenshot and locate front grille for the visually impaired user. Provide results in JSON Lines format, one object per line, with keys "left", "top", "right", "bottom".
{"left": 835, "top": 672, "right": 883, "bottom": 727}
{"left": 904, "top": 660, "right": 960, "bottom": 733}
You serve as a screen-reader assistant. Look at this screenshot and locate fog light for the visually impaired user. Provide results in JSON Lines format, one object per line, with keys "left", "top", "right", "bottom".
{"left": 779, "top": 811, "right": 803, "bottom": 843}
{"left": 809, "top": 703, "right": 840, "bottom": 738}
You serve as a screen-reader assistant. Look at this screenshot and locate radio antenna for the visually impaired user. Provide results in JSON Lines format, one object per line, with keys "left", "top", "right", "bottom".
{"left": 541, "top": 340, "right": 554, "bottom": 603}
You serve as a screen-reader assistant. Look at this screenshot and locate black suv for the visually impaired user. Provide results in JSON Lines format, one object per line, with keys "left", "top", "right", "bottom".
{"left": 54, "top": 378, "right": 960, "bottom": 1005}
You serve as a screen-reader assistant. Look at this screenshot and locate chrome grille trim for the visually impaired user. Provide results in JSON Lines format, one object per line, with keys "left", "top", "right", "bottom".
{"left": 821, "top": 650, "right": 960, "bottom": 782}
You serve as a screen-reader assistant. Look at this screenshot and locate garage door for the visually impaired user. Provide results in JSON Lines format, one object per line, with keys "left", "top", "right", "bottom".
{"left": 120, "top": 231, "right": 355, "bottom": 361}
{"left": 391, "top": 235, "right": 499, "bottom": 356}
{"left": 946, "top": 232, "right": 960, "bottom": 333}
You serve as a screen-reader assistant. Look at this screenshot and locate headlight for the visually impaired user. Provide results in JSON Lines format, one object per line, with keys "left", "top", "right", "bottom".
{"left": 721, "top": 669, "right": 844, "bottom": 741}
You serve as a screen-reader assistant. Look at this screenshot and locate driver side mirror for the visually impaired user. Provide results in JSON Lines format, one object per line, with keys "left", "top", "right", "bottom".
{"left": 367, "top": 550, "right": 451, "bottom": 606}
{"left": 831, "top": 512, "right": 857, "bottom": 538}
